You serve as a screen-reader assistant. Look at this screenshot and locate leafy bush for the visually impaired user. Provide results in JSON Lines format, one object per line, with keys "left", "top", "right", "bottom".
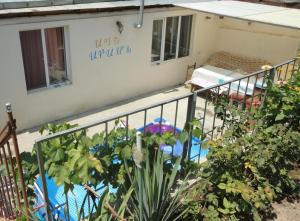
{"left": 39, "top": 122, "right": 136, "bottom": 190}
{"left": 260, "top": 70, "right": 300, "bottom": 130}
{"left": 182, "top": 70, "right": 300, "bottom": 221}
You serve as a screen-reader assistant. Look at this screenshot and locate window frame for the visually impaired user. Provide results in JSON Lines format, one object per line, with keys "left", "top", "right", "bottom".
{"left": 19, "top": 26, "right": 71, "bottom": 93}
{"left": 151, "top": 14, "right": 193, "bottom": 65}
{"left": 151, "top": 19, "right": 164, "bottom": 63}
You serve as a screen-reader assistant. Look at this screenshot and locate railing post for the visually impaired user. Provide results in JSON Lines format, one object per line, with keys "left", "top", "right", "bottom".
{"left": 5, "top": 103, "right": 30, "bottom": 221}
{"left": 182, "top": 93, "right": 197, "bottom": 163}
{"left": 35, "top": 141, "right": 52, "bottom": 221}
{"left": 269, "top": 67, "right": 276, "bottom": 82}
{"left": 261, "top": 68, "right": 275, "bottom": 107}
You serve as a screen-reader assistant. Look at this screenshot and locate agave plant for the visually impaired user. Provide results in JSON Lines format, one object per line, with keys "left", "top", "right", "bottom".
{"left": 83, "top": 132, "right": 190, "bottom": 221}
{"left": 123, "top": 141, "right": 189, "bottom": 221}
{"left": 91, "top": 187, "right": 133, "bottom": 221}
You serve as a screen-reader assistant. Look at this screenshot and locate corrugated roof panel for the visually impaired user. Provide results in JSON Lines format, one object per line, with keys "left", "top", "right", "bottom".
{"left": 0, "top": 0, "right": 210, "bottom": 17}
{"left": 0, "top": 0, "right": 209, "bottom": 10}
{"left": 0, "top": 0, "right": 130, "bottom": 10}
{"left": 175, "top": 0, "right": 300, "bottom": 29}
{"left": 175, "top": 1, "right": 287, "bottom": 17}
{"left": 244, "top": 8, "right": 300, "bottom": 28}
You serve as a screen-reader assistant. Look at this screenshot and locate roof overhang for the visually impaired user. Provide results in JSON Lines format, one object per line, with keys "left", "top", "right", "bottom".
{"left": 0, "top": 0, "right": 206, "bottom": 19}
{"left": 175, "top": 0, "right": 300, "bottom": 30}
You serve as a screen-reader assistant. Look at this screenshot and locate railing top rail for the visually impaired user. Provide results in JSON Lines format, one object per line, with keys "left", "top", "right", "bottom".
{"left": 34, "top": 58, "right": 296, "bottom": 144}
{"left": 0, "top": 126, "right": 10, "bottom": 147}
{"left": 0, "top": 123, "right": 9, "bottom": 140}
{"left": 194, "top": 58, "right": 296, "bottom": 94}
{"left": 273, "top": 58, "right": 296, "bottom": 68}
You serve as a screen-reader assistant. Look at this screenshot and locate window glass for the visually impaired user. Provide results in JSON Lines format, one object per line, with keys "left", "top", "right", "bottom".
{"left": 164, "top": 16, "right": 179, "bottom": 61}
{"left": 178, "top": 15, "right": 192, "bottom": 58}
{"left": 150, "top": 15, "right": 192, "bottom": 62}
{"left": 20, "top": 30, "right": 47, "bottom": 90}
{"left": 151, "top": 20, "right": 163, "bottom": 62}
{"left": 45, "top": 27, "right": 67, "bottom": 85}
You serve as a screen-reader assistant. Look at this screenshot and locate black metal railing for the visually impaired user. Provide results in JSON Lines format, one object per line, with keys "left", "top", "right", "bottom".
{"left": 34, "top": 58, "right": 298, "bottom": 221}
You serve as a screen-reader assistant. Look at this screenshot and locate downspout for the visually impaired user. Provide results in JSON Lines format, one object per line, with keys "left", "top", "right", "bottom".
{"left": 135, "top": 0, "right": 144, "bottom": 28}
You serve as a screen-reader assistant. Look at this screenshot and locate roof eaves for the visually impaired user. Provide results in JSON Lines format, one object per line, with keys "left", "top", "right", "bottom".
{"left": 0, "top": 1, "right": 174, "bottom": 18}
{"left": 0, "top": 0, "right": 137, "bottom": 9}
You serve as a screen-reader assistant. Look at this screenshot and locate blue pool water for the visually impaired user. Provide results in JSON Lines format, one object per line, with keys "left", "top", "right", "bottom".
{"left": 35, "top": 175, "right": 117, "bottom": 221}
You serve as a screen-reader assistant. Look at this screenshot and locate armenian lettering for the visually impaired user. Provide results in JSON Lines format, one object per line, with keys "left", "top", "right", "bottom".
{"left": 89, "top": 36, "right": 132, "bottom": 61}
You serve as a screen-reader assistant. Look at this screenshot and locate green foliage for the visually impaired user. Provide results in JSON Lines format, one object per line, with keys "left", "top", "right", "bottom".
{"left": 20, "top": 151, "right": 39, "bottom": 204}
{"left": 91, "top": 187, "right": 133, "bottom": 221}
{"left": 15, "top": 207, "right": 40, "bottom": 221}
{"left": 125, "top": 149, "right": 189, "bottom": 221}
{"left": 71, "top": 130, "right": 190, "bottom": 221}
{"left": 31, "top": 121, "right": 138, "bottom": 192}
{"left": 182, "top": 70, "right": 300, "bottom": 221}
{"left": 93, "top": 147, "right": 190, "bottom": 221}
{"left": 260, "top": 71, "right": 300, "bottom": 130}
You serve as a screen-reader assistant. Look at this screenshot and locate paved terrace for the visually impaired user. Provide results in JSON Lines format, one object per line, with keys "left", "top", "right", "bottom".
{"left": 16, "top": 85, "right": 222, "bottom": 153}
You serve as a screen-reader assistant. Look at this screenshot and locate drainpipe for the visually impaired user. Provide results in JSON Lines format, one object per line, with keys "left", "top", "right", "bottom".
{"left": 135, "top": 0, "right": 144, "bottom": 28}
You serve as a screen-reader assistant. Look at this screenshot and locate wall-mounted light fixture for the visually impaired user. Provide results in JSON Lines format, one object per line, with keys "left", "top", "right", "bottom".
{"left": 205, "top": 16, "right": 212, "bottom": 20}
{"left": 116, "top": 21, "right": 124, "bottom": 34}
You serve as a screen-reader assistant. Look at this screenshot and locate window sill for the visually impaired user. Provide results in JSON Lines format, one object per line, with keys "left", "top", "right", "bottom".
{"left": 151, "top": 55, "right": 190, "bottom": 66}
{"left": 27, "top": 81, "right": 72, "bottom": 94}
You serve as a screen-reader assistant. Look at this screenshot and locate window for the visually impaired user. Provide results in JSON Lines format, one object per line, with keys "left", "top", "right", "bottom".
{"left": 178, "top": 15, "right": 192, "bottom": 58}
{"left": 20, "top": 27, "right": 68, "bottom": 91}
{"left": 164, "top": 17, "right": 179, "bottom": 61}
{"left": 151, "top": 20, "right": 163, "bottom": 62}
{"left": 151, "top": 15, "right": 193, "bottom": 63}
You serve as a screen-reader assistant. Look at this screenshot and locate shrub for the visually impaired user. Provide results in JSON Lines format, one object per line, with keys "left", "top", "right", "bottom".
{"left": 183, "top": 70, "right": 300, "bottom": 221}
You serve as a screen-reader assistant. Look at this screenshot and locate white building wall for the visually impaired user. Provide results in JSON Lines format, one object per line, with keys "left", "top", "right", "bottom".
{"left": 214, "top": 17, "right": 300, "bottom": 64}
{"left": 192, "top": 12, "right": 220, "bottom": 65}
{"left": 0, "top": 8, "right": 211, "bottom": 131}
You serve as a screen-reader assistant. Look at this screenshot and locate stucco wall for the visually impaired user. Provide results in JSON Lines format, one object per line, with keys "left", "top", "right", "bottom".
{"left": 214, "top": 17, "right": 300, "bottom": 64}
{"left": 193, "top": 12, "right": 220, "bottom": 65}
{"left": 0, "top": 8, "right": 211, "bottom": 131}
